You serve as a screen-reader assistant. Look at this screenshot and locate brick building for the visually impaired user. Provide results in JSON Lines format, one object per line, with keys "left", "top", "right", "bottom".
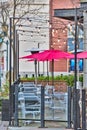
{"left": 49, "top": 0, "right": 80, "bottom": 73}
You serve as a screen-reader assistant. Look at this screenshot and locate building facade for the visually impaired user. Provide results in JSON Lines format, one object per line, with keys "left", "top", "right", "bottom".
{"left": 49, "top": 0, "right": 80, "bottom": 74}
{"left": 0, "top": 0, "right": 50, "bottom": 85}
{"left": 0, "top": 0, "right": 85, "bottom": 86}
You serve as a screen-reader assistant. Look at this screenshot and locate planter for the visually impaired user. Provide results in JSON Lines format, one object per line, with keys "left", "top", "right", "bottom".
{"left": 20, "top": 79, "right": 67, "bottom": 92}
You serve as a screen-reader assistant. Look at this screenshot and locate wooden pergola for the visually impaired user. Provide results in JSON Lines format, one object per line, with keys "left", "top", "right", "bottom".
{"left": 54, "top": 1, "right": 87, "bottom": 22}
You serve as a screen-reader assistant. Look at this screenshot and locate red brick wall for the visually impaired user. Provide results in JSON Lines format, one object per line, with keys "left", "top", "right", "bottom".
{"left": 49, "top": 0, "right": 80, "bottom": 72}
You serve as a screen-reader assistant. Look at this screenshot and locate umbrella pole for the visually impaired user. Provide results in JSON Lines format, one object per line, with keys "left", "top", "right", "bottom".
{"left": 34, "top": 59, "right": 37, "bottom": 85}
{"left": 47, "top": 60, "right": 49, "bottom": 84}
{"left": 77, "top": 59, "right": 79, "bottom": 88}
{"left": 51, "top": 59, "right": 54, "bottom": 119}
{"left": 52, "top": 59, "right": 54, "bottom": 86}
{"left": 43, "top": 61, "right": 44, "bottom": 76}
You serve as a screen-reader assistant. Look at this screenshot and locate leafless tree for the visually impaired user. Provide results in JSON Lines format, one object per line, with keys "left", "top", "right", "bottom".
{"left": 0, "top": 0, "right": 44, "bottom": 36}
{"left": 0, "top": 0, "right": 46, "bottom": 81}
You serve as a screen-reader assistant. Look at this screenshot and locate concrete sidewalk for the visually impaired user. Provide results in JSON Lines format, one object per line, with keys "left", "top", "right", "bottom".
{"left": 0, "top": 121, "right": 9, "bottom": 130}
{"left": 8, "top": 126, "right": 72, "bottom": 130}
{"left": 0, "top": 121, "right": 73, "bottom": 130}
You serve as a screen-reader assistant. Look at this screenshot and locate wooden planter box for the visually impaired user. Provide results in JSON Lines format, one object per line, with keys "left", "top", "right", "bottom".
{"left": 20, "top": 79, "right": 67, "bottom": 92}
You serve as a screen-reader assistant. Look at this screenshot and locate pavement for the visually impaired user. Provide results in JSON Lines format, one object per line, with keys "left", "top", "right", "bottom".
{"left": 8, "top": 127, "right": 72, "bottom": 130}
{"left": 0, "top": 121, "right": 73, "bottom": 130}
{"left": 0, "top": 121, "right": 9, "bottom": 130}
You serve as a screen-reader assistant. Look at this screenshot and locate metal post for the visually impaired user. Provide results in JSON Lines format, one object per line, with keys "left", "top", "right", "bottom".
{"left": 17, "top": 34, "right": 19, "bottom": 77}
{"left": 76, "top": 89, "right": 80, "bottom": 129}
{"left": 82, "top": 89, "right": 86, "bottom": 130}
{"left": 73, "top": 8, "right": 78, "bottom": 130}
{"left": 14, "top": 82, "right": 19, "bottom": 126}
{"left": 34, "top": 59, "right": 37, "bottom": 85}
{"left": 38, "top": 43, "right": 40, "bottom": 76}
{"left": 47, "top": 60, "right": 49, "bottom": 83}
{"left": 13, "top": 19, "right": 16, "bottom": 81}
{"left": 9, "top": 17, "right": 12, "bottom": 126}
{"left": 67, "top": 87, "right": 72, "bottom": 128}
{"left": 52, "top": 59, "right": 54, "bottom": 86}
{"left": 41, "top": 85, "right": 45, "bottom": 128}
{"left": 16, "top": 30, "right": 19, "bottom": 79}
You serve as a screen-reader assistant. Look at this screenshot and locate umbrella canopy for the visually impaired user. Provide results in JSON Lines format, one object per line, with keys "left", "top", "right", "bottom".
{"left": 20, "top": 49, "right": 74, "bottom": 60}
{"left": 77, "top": 51, "right": 87, "bottom": 59}
{"left": 20, "top": 50, "right": 74, "bottom": 86}
{"left": 68, "top": 51, "right": 87, "bottom": 59}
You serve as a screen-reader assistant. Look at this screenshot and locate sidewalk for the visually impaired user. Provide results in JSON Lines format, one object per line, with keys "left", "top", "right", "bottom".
{"left": 0, "top": 121, "right": 9, "bottom": 130}
{"left": 0, "top": 121, "right": 73, "bottom": 130}
{"left": 8, "top": 126, "right": 72, "bottom": 130}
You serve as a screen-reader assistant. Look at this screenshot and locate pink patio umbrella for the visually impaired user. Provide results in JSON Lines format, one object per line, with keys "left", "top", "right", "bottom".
{"left": 20, "top": 50, "right": 74, "bottom": 85}
{"left": 20, "top": 49, "right": 74, "bottom": 60}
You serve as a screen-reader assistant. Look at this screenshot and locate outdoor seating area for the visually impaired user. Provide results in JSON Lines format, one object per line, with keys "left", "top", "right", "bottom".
{"left": 18, "top": 82, "right": 68, "bottom": 124}
{"left": 0, "top": 1, "right": 87, "bottom": 130}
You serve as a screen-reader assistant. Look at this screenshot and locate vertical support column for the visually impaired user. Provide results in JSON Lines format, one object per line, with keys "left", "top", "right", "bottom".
{"left": 73, "top": 89, "right": 81, "bottom": 129}
{"left": 82, "top": 89, "right": 86, "bottom": 130}
{"left": 17, "top": 34, "right": 19, "bottom": 78}
{"left": 14, "top": 82, "right": 19, "bottom": 126}
{"left": 9, "top": 17, "right": 12, "bottom": 126}
{"left": 73, "top": 88, "right": 77, "bottom": 130}
{"left": 67, "top": 87, "right": 72, "bottom": 128}
{"left": 41, "top": 85, "right": 45, "bottom": 128}
{"left": 73, "top": 8, "right": 78, "bottom": 130}
{"left": 15, "top": 30, "right": 19, "bottom": 79}
{"left": 76, "top": 89, "right": 80, "bottom": 129}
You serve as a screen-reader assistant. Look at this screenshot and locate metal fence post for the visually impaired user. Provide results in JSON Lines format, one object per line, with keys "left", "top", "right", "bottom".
{"left": 67, "top": 87, "right": 72, "bottom": 128}
{"left": 76, "top": 89, "right": 80, "bottom": 129}
{"left": 9, "top": 17, "right": 12, "bottom": 126}
{"left": 40, "top": 85, "right": 45, "bottom": 128}
{"left": 14, "top": 82, "right": 19, "bottom": 126}
{"left": 82, "top": 89, "right": 86, "bottom": 130}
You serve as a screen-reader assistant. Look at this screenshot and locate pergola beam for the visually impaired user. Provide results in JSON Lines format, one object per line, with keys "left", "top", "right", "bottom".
{"left": 54, "top": 8, "right": 83, "bottom": 21}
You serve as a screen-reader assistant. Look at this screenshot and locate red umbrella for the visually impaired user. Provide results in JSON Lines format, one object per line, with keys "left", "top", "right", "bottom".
{"left": 20, "top": 50, "right": 74, "bottom": 85}
{"left": 20, "top": 49, "right": 74, "bottom": 60}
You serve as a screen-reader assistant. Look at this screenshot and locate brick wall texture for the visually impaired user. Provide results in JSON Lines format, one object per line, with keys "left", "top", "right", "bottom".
{"left": 49, "top": 0, "right": 80, "bottom": 72}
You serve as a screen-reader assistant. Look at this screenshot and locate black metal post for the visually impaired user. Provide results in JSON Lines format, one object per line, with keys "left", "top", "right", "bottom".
{"left": 38, "top": 43, "right": 40, "bottom": 76}
{"left": 17, "top": 34, "right": 19, "bottom": 77}
{"left": 82, "top": 89, "right": 86, "bottom": 130}
{"left": 14, "top": 82, "right": 19, "bottom": 126}
{"left": 34, "top": 59, "right": 37, "bottom": 85}
{"left": 52, "top": 59, "right": 54, "bottom": 86}
{"left": 73, "top": 8, "right": 78, "bottom": 130}
{"left": 41, "top": 85, "right": 45, "bottom": 128}
{"left": 67, "top": 87, "right": 72, "bottom": 128}
{"left": 9, "top": 17, "right": 12, "bottom": 126}
{"left": 76, "top": 89, "right": 80, "bottom": 129}
{"left": 13, "top": 19, "right": 16, "bottom": 81}
{"left": 47, "top": 60, "right": 49, "bottom": 83}
{"left": 15, "top": 30, "right": 19, "bottom": 79}
{"left": 15, "top": 30, "right": 20, "bottom": 78}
